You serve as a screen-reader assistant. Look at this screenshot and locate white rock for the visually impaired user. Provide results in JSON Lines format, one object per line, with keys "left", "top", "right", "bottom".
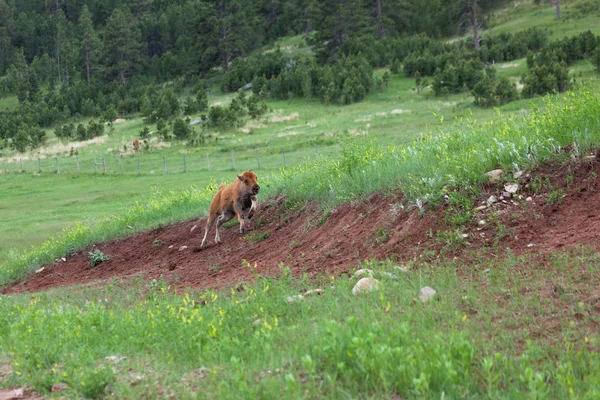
{"left": 504, "top": 183, "right": 519, "bottom": 194}
{"left": 513, "top": 171, "right": 524, "bottom": 179}
{"left": 61, "top": 257, "right": 66, "bottom": 262}
{"left": 190, "top": 224, "right": 198, "bottom": 233}
{"left": 485, "top": 169, "right": 504, "bottom": 183}
{"left": 418, "top": 286, "right": 437, "bottom": 303}
{"left": 487, "top": 195, "right": 498, "bottom": 205}
{"left": 105, "top": 355, "right": 127, "bottom": 364}
{"left": 6, "top": 388, "right": 24, "bottom": 399}
{"left": 352, "top": 278, "right": 380, "bottom": 295}
{"left": 526, "top": 196, "right": 533, "bottom": 202}
{"left": 474, "top": 205, "right": 487, "bottom": 211}
{"left": 285, "top": 294, "right": 304, "bottom": 303}
{"left": 35, "top": 267, "right": 45, "bottom": 274}
{"left": 478, "top": 220, "right": 486, "bottom": 226}
{"left": 352, "top": 269, "right": 373, "bottom": 279}
{"left": 462, "top": 233, "right": 469, "bottom": 238}
{"left": 527, "top": 243, "right": 535, "bottom": 248}
{"left": 501, "top": 191, "right": 512, "bottom": 199}
{"left": 178, "top": 246, "right": 188, "bottom": 251}
{"left": 168, "top": 245, "right": 174, "bottom": 249}
{"left": 382, "top": 272, "right": 398, "bottom": 280}
{"left": 303, "top": 288, "right": 323, "bottom": 297}
{"left": 583, "top": 155, "right": 596, "bottom": 162}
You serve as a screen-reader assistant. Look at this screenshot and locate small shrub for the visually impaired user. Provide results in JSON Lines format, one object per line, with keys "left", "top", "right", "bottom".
{"left": 547, "top": 188, "right": 564, "bottom": 205}
{"left": 243, "top": 232, "right": 270, "bottom": 244}
{"left": 88, "top": 249, "right": 109, "bottom": 267}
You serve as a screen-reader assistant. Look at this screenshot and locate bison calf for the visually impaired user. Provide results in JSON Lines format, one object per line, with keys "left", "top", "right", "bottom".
{"left": 201, "top": 170, "right": 260, "bottom": 247}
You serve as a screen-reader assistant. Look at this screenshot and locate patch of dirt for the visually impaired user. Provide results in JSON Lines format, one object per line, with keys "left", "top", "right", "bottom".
{"left": 0, "top": 387, "right": 43, "bottom": 400}
{"left": 269, "top": 112, "right": 299, "bottom": 123}
{"left": 3, "top": 157, "right": 600, "bottom": 295}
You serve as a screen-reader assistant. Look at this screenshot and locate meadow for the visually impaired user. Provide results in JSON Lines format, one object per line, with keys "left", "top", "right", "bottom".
{"left": 2, "top": 0, "right": 600, "bottom": 259}
{"left": 0, "top": 252, "right": 598, "bottom": 398}
{"left": 1, "top": 2, "right": 600, "bottom": 397}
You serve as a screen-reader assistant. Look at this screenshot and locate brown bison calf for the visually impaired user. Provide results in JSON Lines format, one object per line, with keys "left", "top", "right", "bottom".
{"left": 201, "top": 170, "right": 260, "bottom": 247}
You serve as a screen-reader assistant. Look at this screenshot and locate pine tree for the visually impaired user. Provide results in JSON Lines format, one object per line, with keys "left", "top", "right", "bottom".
{"left": 102, "top": 7, "right": 146, "bottom": 84}
{"left": 310, "top": 0, "right": 371, "bottom": 62}
{"left": 373, "top": 0, "right": 413, "bottom": 38}
{"left": 78, "top": 5, "right": 100, "bottom": 88}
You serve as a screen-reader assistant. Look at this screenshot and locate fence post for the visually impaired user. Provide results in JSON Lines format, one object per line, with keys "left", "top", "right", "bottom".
{"left": 55, "top": 156, "right": 60, "bottom": 174}
{"left": 102, "top": 157, "right": 106, "bottom": 174}
{"left": 19, "top": 158, "right": 23, "bottom": 172}
{"left": 76, "top": 155, "right": 80, "bottom": 173}
{"left": 119, "top": 157, "right": 123, "bottom": 174}
{"left": 231, "top": 150, "right": 236, "bottom": 171}
{"left": 137, "top": 158, "right": 141, "bottom": 175}
{"left": 255, "top": 149, "right": 260, "bottom": 169}
{"left": 184, "top": 153, "right": 187, "bottom": 173}
{"left": 163, "top": 157, "right": 166, "bottom": 174}
{"left": 206, "top": 153, "right": 210, "bottom": 171}
{"left": 282, "top": 148, "right": 286, "bottom": 167}
{"left": 94, "top": 158, "right": 97, "bottom": 174}
{"left": 38, "top": 158, "right": 41, "bottom": 173}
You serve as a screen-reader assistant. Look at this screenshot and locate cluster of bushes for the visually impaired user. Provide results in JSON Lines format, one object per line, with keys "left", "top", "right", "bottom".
{"left": 54, "top": 119, "right": 106, "bottom": 142}
{"left": 472, "top": 69, "right": 518, "bottom": 107}
{"left": 222, "top": 53, "right": 374, "bottom": 105}
{"left": 461, "top": 28, "right": 550, "bottom": 63}
{"left": 206, "top": 92, "right": 268, "bottom": 131}
{"left": 141, "top": 91, "right": 269, "bottom": 144}
{"left": 521, "top": 31, "right": 599, "bottom": 98}
{"left": 0, "top": 110, "right": 45, "bottom": 152}
{"left": 430, "top": 59, "right": 484, "bottom": 96}
{"left": 220, "top": 51, "right": 288, "bottom": 93}
{"left": 396, "top": 29, "right": 600, "bottom": 105}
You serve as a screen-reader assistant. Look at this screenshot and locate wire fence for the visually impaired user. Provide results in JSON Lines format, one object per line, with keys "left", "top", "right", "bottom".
{"left": 0, "top": 145, "right": 338, "bottom": 176}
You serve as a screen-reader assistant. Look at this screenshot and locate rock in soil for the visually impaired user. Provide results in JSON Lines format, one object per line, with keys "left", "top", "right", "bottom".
{"left": 418, "top": 286, "right": 437, "bottom": 303}
{"left": 352, "top": 269, "right": 373, "bottom": 279}
{"left": 303, "top": 288, "right": 323, "bottom": 296}
{"left": 485, "top": 169, "right": 504, "bottom": 183}
{"left": 352, "top": 278, "right": 380, "bottom": 295}
{"left": 51, "top": 383, "right": 68, "bottom": 393}
{"left": 487, "top": 195, "right": 498, "bottom": 206}
{"left": 504, "top": 183, "right": 519, "bottom": 194}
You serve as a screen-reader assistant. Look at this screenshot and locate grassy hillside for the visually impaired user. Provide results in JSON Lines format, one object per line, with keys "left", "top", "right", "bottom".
{"left": 0, "top": 66, "right": 551, "bottom": 260}
{"left": 1, "top": 5, "right": 600, "bottom": 398}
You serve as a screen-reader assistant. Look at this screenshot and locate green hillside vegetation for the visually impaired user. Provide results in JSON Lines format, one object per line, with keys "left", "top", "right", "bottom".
{"left": 2, "top": 1, "right": 600, "bottom": 397}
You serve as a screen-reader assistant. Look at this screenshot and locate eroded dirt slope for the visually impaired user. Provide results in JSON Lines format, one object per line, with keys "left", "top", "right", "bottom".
{"left": 4, "top": 157, "right": 600, "bottom": 295}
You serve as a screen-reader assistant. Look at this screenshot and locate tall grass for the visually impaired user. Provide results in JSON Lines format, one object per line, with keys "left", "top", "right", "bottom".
{"left": 2, "top": 88, "right": 600, "bottom": 286}
{"left": 272, "top": 88, "right": 600, "bottom": 209}
{"left": 0, "top": 254, "right": 598, "bottom": 398}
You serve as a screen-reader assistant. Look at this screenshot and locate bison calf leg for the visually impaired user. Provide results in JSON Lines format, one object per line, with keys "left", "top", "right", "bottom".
{"left": 233, "top": 202, "right": 245, "bottom": 234}
{"left": 201, "top": 214, "right": 216, "bottom": 247}
{"left": 215, "top": 212, "right": 234, "bottom": 244}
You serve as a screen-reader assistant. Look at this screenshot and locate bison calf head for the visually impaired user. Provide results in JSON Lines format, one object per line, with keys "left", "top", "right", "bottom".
{"left": 237, "top": 171, "right": 260, "bottom": 195}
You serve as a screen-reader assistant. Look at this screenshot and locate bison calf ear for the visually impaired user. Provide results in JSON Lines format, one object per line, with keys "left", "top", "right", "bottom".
{"left": 237, "top": 175, "right": 244, "bottom": 181}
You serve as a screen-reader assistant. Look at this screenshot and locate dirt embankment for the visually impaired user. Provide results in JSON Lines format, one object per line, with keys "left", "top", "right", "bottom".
{"left": 4, "top": 157, "right": 600, "bottom": 295}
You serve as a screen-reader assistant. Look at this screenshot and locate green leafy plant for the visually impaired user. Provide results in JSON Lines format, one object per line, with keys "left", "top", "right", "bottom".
{"left": 88, "top": 249, "right": 109, "bottom": 267}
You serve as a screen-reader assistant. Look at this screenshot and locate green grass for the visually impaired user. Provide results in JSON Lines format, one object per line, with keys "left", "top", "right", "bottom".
{"left": 0, "top": 251, "right": 598, "bottom": 398}
{"left": 0, "top": 70, "right": 507, "bottom": 256}
{"left": 485, "top": 0, "right": 600, "bottom": 39}
{"left": 3, "top": 86, "right": 600, "bottom": 287}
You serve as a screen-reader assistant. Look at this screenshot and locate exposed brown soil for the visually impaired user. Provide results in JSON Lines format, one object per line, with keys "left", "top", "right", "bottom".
{"left": 3, "top": 156, "right": 600, "bottom": 295}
